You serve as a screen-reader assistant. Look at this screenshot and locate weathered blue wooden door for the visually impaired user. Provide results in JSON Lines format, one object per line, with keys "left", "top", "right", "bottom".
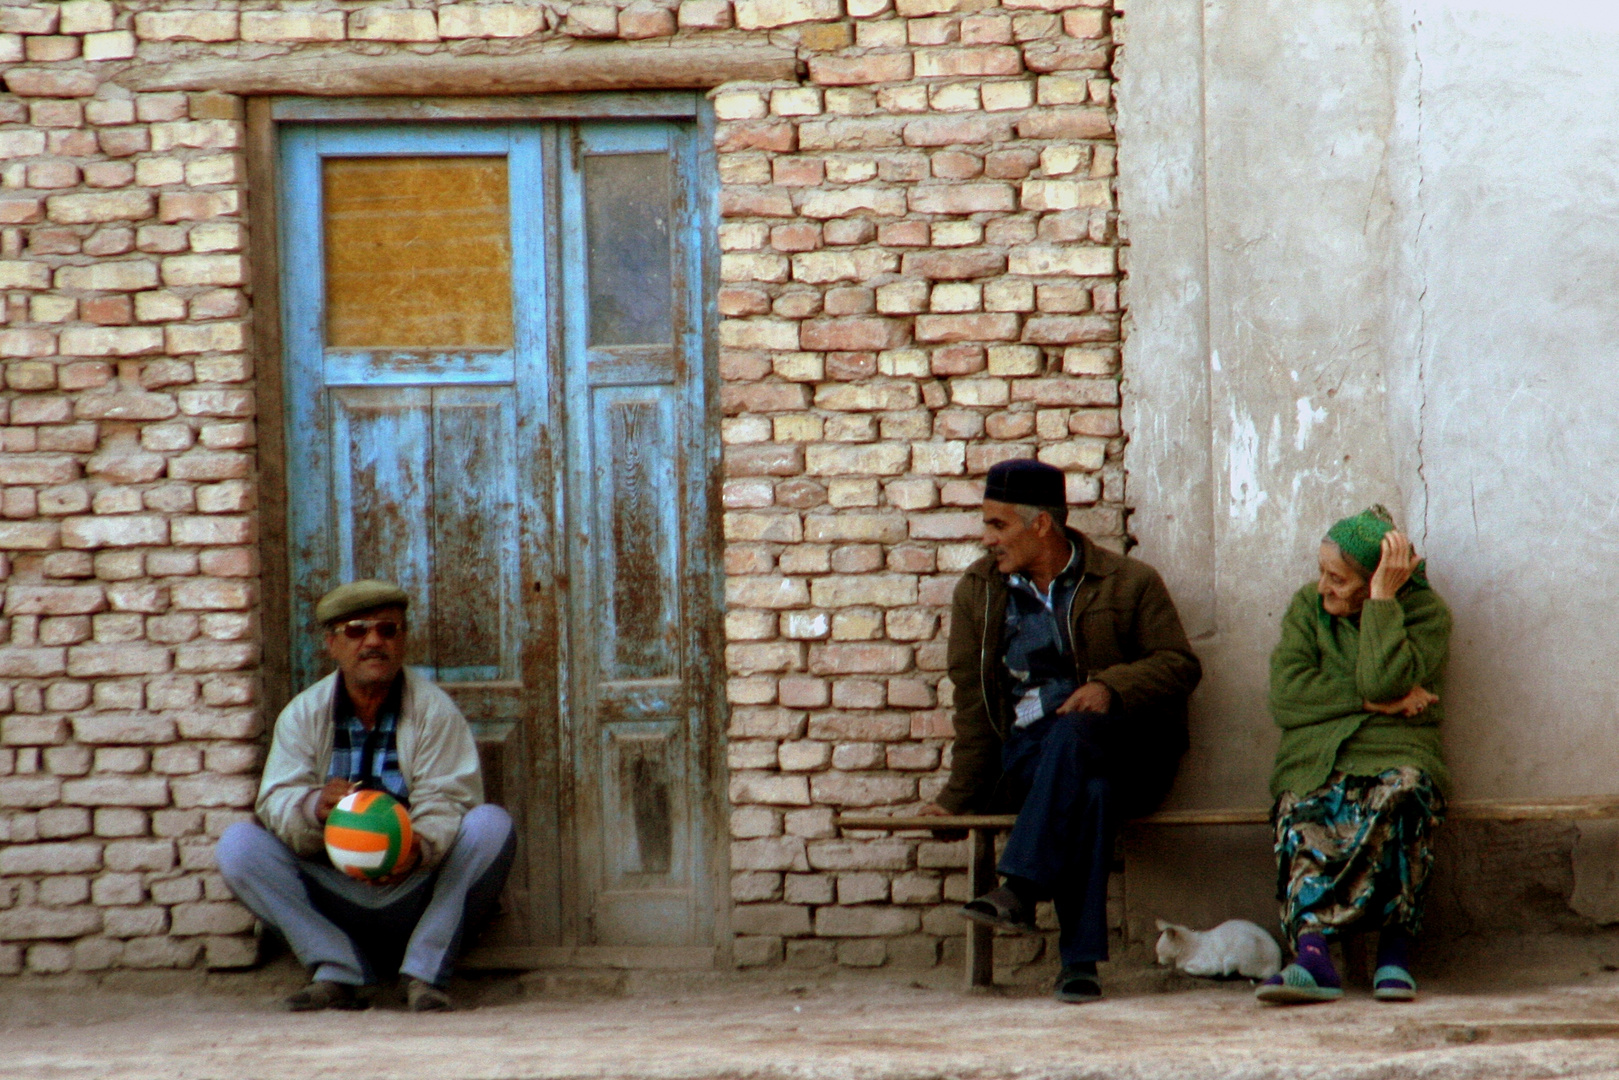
{"left": 279, "top": 113, "right": 721, "bottom": 958}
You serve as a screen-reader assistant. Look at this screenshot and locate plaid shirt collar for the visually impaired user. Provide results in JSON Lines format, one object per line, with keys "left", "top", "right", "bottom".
{"left": 329, "top": 672, "right": 409, "bottom": 806}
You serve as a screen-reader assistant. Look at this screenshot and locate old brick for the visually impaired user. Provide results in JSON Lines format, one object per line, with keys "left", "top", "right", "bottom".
{"left": 716, "top": 121, "right": 796, "bottom": 154}
{"left": 241, "top": 11, "right": 345, "bottom": 42}
{"left": 72, "top": 715, "right": 176, "bottom": 745}
{"left": 618, "top": 2, "right": 676, "bottom": 37}
{"left": 1023, "top": 40, "right": 1110, "bottom": 73}
{"left": 61, "top": 777, "right": 170, "bottom": 809}
{"left": 732, "top": 837, "right": 811, "bottom": 872}
{"left": 733, "top": 903, "right": 812, "bottom": 937}
{"left": 914, "top": 313, "right": 1021, "bottom": 343}
{"left": 799, "top": 187, "right": 907, "bottom": 219}
{"left": 908, "top": 184, "right": 1017, "bottom": 214}
{"left": 5, "top": 68, "right": 100, "bottom": 97}
{"left": 0, "top": 841, "right": 102, "bottom": 875}
{"left": 914, "top": 46, "right": 1022, "bottom": 78}
{"left": 902, "top": 115, "right": 1011, "bottom": 148}
{"left": 901, "top": 249, "right": 1006, "bottom": 280}
{"left": 800, "top": 318, "right": 906, "bottom": 352}
{"left": 726, "top": 576, "right": 811, "bottom": 610}
{"left": 807, "top": 643, "right": 912, "bottom": 675}
{"left": 348, "top": 9, "right": 438, "bottom": 41}
{"left": 0, "top": 647, "right": 67, "bottom": 677}
{"left": 168, "top": 901, "right": 253, "bottom": 936}
{"left": 0, "top": 455, "right": 77, "bottom": 485}
{"left": 161, "top": 255, "right": 245, "bottom": 287}
{"left": 679, "top": 0, "right": 734, "bottom": 28}
{"left": 0, "top": 776, "right": 61, "bottom": 807}
{"left": 134, "top": 11, "right": 239, "bottom": 41}
{"left": 731, "top": 772, "right": 812, "bottom": 806}
{"left": 735, "top": 0, "right": 841, "bottom": 29}
{"left": 1007, "top": 378, "right": 1118, "bottom": 409}
{"left": 0, "top": 907, "right": 101, "bottom": 940}
{"left": 60, "top": 516, "right": 168, "bottom": 549}
{"left": 809, "top": 54, "right": 914, "bottom": 85}
{"left": 1008, "top": 244, "right": 1115, "bottom": 277}
{"left": 5, "top": 585, "right": 106, "bottom": 616}
{"left": 1022, "top": 314, "right": 1118, "bottom": 344}
{"left": 1015, "top": 107, "right": 1112, "bottom": 140}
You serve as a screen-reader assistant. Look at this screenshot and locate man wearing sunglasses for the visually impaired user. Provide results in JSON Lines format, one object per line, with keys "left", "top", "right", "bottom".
{"left": 217, "top": 580, "right": 514, "bottom": 1013}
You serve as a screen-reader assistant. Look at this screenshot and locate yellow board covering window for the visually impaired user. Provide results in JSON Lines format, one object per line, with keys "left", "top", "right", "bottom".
{"left": 323, "top": 156, "right": 514, "bottom": 350}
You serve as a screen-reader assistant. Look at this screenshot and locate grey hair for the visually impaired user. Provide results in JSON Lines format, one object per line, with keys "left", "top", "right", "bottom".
{"left": 1012, "top": 503, "right": 1069, "bottom": 530}
{"left": 1319, "top": 537, "right": 1368, "bottom": 579}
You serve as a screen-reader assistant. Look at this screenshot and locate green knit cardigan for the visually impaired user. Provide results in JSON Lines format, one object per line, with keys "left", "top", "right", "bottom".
{"left": 1268, "top": 583, "right": 1452, "bottom": 799}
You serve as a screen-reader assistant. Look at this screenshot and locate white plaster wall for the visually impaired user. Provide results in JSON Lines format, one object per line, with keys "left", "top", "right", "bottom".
{"left": 1121, "top": 0, "right": 1619, "bottom": 805}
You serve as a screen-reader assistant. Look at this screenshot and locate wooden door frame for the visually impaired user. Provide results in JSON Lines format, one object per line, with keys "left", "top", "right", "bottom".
{"left": 246, "top": 94, "right": 729, "bottom": 968}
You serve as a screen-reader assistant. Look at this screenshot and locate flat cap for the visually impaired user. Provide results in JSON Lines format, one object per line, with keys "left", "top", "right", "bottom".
{"left": 984, "top": 458, "right": 1066, "bottom": 508}
{"left": 315, "top": 580, "right": 410, "bottom": 627}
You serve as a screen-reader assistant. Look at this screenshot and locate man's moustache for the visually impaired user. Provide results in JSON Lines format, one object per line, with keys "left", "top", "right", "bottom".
{"left": 358, "top": 650, "right": 390, "bottom": 660}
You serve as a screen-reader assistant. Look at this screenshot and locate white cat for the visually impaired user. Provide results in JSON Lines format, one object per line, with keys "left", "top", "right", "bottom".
{"left": 1155, "top": 918, "right": 1282, "bottom": 979}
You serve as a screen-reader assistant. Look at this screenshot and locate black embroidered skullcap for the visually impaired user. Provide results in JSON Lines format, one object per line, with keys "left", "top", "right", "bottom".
{"left": 983, "top": 459, "right": 1066, "bottom": 507}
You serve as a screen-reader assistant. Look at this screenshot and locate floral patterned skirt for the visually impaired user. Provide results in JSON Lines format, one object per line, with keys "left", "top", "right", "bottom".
{"left": 1273, "top": 766, "right": 1445, "bottom": 943}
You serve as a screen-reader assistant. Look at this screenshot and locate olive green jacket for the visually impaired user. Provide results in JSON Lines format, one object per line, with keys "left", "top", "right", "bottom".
{"left": 938, "top": 530, "right": 1203, "bottom": 815}
{"left": 1268, "top": 584, "right": 1451, "bottom": 798}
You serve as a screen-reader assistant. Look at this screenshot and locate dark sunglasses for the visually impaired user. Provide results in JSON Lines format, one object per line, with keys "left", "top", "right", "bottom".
{"left": 334, "top": 618, "right": 405, "bottom": 641}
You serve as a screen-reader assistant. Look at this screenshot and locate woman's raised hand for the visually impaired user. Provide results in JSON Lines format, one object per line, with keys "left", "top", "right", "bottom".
{"left": 1368, "top": 530, "right": 1418, "bottom": 600}
{"left": 1364, "top": 686, "right": 1439, "bottom": 718}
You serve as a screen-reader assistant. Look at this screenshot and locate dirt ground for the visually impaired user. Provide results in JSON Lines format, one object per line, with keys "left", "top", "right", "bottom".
{"left": 6, "top": 949, "right": 1619, "bottom": 1080}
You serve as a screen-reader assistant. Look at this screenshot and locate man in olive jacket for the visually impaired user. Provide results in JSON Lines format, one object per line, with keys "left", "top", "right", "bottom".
{"left": 920, "top": 459, "right": 1201, "bottom": 1002}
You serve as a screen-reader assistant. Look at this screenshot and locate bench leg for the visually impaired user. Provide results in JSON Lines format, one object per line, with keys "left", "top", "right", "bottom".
{"left": 965, "top": 826, "right": 996, "bottom": 989}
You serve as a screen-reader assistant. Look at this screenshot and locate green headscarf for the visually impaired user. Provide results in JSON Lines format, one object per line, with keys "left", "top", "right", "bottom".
{"left": 1324, "top": 504, "right": 1428, "bottom": 589}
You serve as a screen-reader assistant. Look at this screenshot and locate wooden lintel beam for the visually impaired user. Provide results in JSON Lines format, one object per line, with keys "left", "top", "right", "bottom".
{"left": 116, "top": 44, "right": 800, "bottom": 96}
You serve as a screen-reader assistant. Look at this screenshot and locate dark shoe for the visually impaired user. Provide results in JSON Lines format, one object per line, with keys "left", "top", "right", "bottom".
{"left": 960, "top": 885, "right": 1039, "bottom": 934}
{"left": 285, "top": 979, "right": 368, "bottom": 1012}
{"left": 405, "top": 977, "right": 453, "bottom": 1013}
{"left": 1054, "top": 965, "right": 1102, "bottom": 1004}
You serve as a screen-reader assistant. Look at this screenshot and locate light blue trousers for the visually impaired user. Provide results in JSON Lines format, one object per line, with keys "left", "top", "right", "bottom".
{"left": 218, "top": 804, "right": 515, "bottom": 987}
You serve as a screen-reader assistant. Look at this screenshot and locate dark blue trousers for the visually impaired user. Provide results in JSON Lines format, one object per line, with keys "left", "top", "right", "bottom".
{"left": 996, "top": 710, "right": 1117, "bottom": 965}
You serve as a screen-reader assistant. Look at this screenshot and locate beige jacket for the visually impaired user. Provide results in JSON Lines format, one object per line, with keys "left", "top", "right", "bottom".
{"left": 255, "top": 667, "right": 483, "bottom": 870}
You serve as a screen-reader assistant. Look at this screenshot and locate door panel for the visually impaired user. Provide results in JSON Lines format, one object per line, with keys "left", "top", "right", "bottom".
{"left": 560, "top": 121, "right": 714, "bottom": 949}
{"left": 321, "top": 155, "right": 515, "bottom": 349}
{"left": 430, "top": 387, "right": 519, "bottom": 684}
{"left": 279, "top": 113, "right": 720, "bottom": 958}
{"left": 592, "top": 389, "right": 680, "bottom": 685}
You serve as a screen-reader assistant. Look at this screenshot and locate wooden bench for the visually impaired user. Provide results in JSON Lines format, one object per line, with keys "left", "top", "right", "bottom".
{"left": 838, "top": 797, "right": 1619, "bottom": 988}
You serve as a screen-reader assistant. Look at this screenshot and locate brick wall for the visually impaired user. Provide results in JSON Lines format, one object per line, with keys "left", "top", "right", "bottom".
{"left": 0, "top": 0, "right": 1125, "bottom": 978}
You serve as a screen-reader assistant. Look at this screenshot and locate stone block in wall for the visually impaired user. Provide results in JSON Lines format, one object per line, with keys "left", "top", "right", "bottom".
{"left": 439, "top": 4, "right": 548, "bottom": 39}
{"left": 563, "top": 5, "right": 618, "bottom": 38}
{"left": 679, "top": 1, "right": 735, "bottom": 29}
{"left": 734, "top": 935, "right": 782, "bottom": 966}
{"left": 735, "top": 0, "right": 842, "bottom": 30}
{"left": 240, "top": 12, "right": 344, "bottom": 43}
{"left": 619, "top": 3, "right": 677, "bottom": 39}
{"left": 813, "top": 905, "right": 918, "bottom": 937}
{"left": 0, "top": 906, "right": 101, "bottom": 940}
{"left": 348, "top": 9, "right": 439, "bottom": 42}
{"left": 133, "top": 11, "right": 240, "bottom": 42}
{"left": 733, "top": 903, "right": 812, "bottom": 937}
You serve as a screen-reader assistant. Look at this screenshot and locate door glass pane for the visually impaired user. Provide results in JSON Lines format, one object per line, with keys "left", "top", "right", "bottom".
{"left": 584, "top": 152, "right": 673, "bottom": 346}
{"left": 324, "top": 156, "right": 513, "bottom": 349}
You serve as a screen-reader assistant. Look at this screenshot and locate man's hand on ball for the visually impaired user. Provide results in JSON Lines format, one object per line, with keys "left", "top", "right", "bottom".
{"left": 372, "top": 837, "right": 420, "bottom": 887}
{"left": 315, "top": 778, "right": 356, "bottom": 824}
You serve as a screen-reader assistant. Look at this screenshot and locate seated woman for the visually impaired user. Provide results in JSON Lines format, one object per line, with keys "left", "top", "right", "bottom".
{"left": 1255, "top": 506, "right": 1451, "bottom": 1005}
